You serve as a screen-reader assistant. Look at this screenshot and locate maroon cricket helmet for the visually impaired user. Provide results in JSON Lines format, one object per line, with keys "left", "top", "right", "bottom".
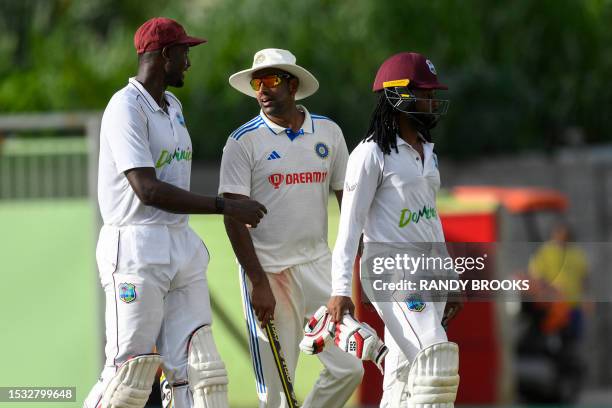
{"left": 134, "top": 17, "right": 206, "bottom": 54}
{"left": 372, "top": 52, "right": 447, "bottom": 92}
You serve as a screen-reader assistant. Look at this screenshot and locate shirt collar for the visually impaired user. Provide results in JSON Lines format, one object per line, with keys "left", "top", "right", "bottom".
{"left": 396, "top": 134, "right": 435, "bottom": 151}
{"left": 128, "top": 77, "right": 165, "bottom": 113}
{"left": 396, "top": 135, "right": 409, "bottom": 147}
{"left": 259, "top": 104, "right": 314, "bottom": 136}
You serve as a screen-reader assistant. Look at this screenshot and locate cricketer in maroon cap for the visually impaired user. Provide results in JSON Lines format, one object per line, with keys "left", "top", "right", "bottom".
{"left": 83, "top": 17, "right": 268, "bottom": 408}
{"left": 368, "top": 51, "right": 450, "bottom": 147}
{"left": 134, "top": 17, "right": 206, "bottom": 93}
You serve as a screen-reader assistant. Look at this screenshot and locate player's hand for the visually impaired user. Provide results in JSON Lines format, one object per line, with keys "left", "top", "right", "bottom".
{"left": 327, "top": 296, "right": 355, "bottom": 323}
{"left": 442, "top": 298, "right": 464, "bottom": 329}
{"left": 225, "top": 198, "right": 267, "bottom": 227}
{"left": 251, "top": 277, "right": 276, "bottom": 326}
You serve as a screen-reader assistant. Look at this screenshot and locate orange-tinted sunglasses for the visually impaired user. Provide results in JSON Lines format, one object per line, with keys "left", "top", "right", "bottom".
{"left": 250, "top": 73, "right": 293, "bottom": 91}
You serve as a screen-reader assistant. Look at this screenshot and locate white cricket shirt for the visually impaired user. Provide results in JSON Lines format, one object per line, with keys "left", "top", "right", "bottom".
{"left": 98, "top": 78, "right": 193, "bottom": 226}
{"left": 331, "top": 136, "right": 445, "bottom": 296}
{"left": 219, "top": 106, "right": 349, "bottom": 273}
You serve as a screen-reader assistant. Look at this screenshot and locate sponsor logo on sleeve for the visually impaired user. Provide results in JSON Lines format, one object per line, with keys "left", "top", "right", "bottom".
{"left": 345, "top": 182, "right": 357, "bottom": 192}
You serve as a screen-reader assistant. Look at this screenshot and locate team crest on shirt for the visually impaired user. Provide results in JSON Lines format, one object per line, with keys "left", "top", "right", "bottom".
{"left": 176, "top": 112, "right": 186, "bottom": 127}
{"left": 314, "top": 142, "right": 329, "bottom": 159}
{"left": 118, "top": 283, "right": 137, "bottom": 303}
{"left": 406, "top": 295, "right": 426, "bottom": 312}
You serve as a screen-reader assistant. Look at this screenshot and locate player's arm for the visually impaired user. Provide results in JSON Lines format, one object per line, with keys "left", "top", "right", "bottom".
{"left": 330, "top": 126, "right": 349, "bottom": 211}
{"left": 223, "top": 192, "right": 275, "bottom": 326}
{"left": 218, "top": 136, "right": 275, "bottom": 326}
{"left": 327, "top": 144, "right": 382, "bottom": 322}
{"left": 124, "top": 168, "right": 266, "bottom": 226}
{"left": 107, "top": 99, "right": 266, "bottom": 225}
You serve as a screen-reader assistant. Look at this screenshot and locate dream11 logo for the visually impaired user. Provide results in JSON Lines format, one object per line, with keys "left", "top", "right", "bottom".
{"left": 268, "top": 173, "right": 284, "bottom": 189}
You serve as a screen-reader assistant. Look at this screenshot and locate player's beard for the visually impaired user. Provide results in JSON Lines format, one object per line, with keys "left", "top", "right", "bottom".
{"left": 166, "top": 71, "right": 185, "bottom": 88}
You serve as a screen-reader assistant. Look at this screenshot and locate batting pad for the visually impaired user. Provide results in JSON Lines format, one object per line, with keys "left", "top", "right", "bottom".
{"left": 188, "top": 325, "right": 229, "bottom": 408}
{"left": 100, "top": 353, "right": 162, "bottom": 408}
{"left": 408, "top": 342, "right": 460, "bottom": 408}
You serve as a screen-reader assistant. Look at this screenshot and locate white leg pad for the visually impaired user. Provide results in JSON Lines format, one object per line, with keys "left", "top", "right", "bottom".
{"left": 407, "top": 342, "right": 460, "bottom": 408}
{"left": 100, "top": 354, "right": 162, "bottom": 408}
{"left": 389, "top": 361, "right": 411, "bottom": 408}
{"left": 188, "top": 325, "right": 229, "bottom": 408}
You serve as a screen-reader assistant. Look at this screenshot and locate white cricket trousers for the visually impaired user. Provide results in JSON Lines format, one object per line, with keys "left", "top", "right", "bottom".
{"left": 239, "top": 253, "right": 364, "bottom": 408}
{"left": 361, "top": 245, "right": 449, "bottom": 407}
{"left": 84, "top": 224, "right": 213, "bottom": 408}
{"left": 376, "top": 300, "right": 447, "bottom": 408}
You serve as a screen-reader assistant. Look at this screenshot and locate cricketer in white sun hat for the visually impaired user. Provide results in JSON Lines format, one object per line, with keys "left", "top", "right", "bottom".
{"left": 229, "top": 48, "right": 319, "bottom": 100}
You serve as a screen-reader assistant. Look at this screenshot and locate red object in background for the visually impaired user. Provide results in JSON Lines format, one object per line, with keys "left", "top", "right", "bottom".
{"left": 452, "top": 186, "right": 568, "bottom": 214}
{"left": 355, "top": 211, "right": 500, "bottom": 405}
{"left": 354, "top": 262, "right": 385, "bottom": 405}
{"left": 442, "top": 213, "right": 499, "bottom": 404}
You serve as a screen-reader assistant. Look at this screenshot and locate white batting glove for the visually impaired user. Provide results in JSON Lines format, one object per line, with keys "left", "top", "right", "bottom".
{"left": 335, "top": 314, "right": 388, "bottom": 373}
{"left": 299, "top": 306, "right": 335, "bottom": 355}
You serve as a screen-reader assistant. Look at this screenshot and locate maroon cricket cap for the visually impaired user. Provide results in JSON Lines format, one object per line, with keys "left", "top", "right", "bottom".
{"left": 372, "top": 52, "right": 447, "bottom": 92}
{"left": 134, "top": 17, "right": 206, "bottom": 54}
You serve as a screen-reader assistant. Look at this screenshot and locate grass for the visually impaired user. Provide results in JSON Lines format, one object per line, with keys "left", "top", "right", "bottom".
{"left": 0, "top": 198, "right": 343, "bottom": 408}
{"left": 0, "top": 200, "right": 98, "bottom": 408}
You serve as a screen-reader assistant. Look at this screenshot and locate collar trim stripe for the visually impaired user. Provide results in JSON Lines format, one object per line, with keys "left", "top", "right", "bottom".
{"left": 130, "top": 83, "right": 157, "bottom": 113}
{"left": 233, "top": 118, "right": 264, "bottom": 140}
{"left": 231, "top": 116, "right": 261, "bottom": 139}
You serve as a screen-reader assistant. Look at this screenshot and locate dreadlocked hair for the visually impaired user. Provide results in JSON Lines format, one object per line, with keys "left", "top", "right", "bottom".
{"left": 364, "top": 92, "right": 399, "bottom": 155}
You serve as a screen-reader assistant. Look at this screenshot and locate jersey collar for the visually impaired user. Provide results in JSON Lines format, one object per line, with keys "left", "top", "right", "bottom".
{"left": 128, "top": 77, "right": 168, "bottom": 113}
{"left": 396, "top": 135, "right": 435, "bottom": 161}
{"left": 396, "top": 134, "right": 435, "bottom": 150}
{"left": 259, "top": 105, "right": 314, "bottom": 139}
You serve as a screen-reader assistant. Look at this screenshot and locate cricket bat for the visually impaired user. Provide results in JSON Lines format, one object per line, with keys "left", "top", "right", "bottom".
{"left": 264, "top": 320, "right": 300, "bottom": 408}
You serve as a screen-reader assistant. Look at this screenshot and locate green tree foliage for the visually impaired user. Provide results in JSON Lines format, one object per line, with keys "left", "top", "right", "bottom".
{"left": 1, "top": 0, "right": 611, "bottom": 159}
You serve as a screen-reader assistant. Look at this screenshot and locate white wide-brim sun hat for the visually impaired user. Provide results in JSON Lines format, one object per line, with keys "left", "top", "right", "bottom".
{"left": 229, "top": 48, "right": 319, "bottom": 100}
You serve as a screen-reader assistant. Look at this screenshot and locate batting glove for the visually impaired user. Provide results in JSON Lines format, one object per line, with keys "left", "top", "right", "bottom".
{"left": 335, "top": 314, "right": 388, "bottom": 373}
{"left": 299, "top": 306, "right": 335, "bottom": 355}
